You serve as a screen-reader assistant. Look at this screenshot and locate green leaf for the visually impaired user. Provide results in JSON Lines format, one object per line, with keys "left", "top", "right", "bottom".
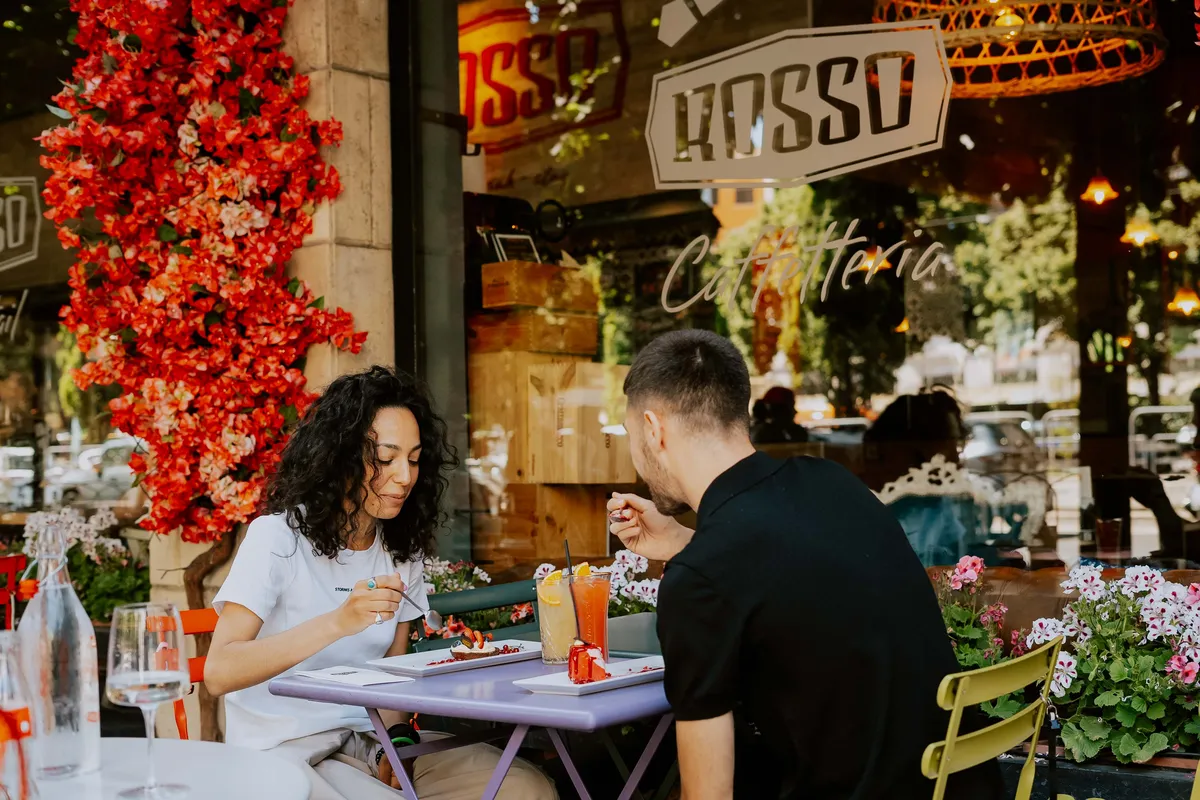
{"left": 286, "top": 277, "right": 301, "bottom": 295}
{"left": 1116, "top": 733, "right": 1141, "bottom": 758}
{"left": 1130, "top": 696, "right": 1147, "bottom": 713}
{"left": 171, "top": 245, "right": 193, "bottom": 256}
{"left": 307, "top": 296, "right": 325, "bottom": 310}
{"left": 1079, "top": 716, "right": 1110, "bottom": 741}
{"left": 123, "top": 34, "right": 142, "bottom": 52}
{"left": 281, "top": 405, "right": 299, "bottom": 426}
{"left": 1114, "top": 704, "right": 1138, "bottom": 728}
{"left": 109, "top": 149, "right": 124, "bottom": 168}
{"left": 280, "top": 130, "right": 298, "bottom": 143}
{"left": 204, "top": 312, "right": 222, "bottom": 328}
{"left": 161, "top": 433, "right": 174, "bottom": 443}
{"left": 988, "top": 695, "right": 1023, "bottom": 719}
{"left": 1060, "top": 722, "right": 1105, "bottom": 762}
{"left": 81, "top": 107, "right": 107, "bottom": 123}
{"left": 273, "top": 0, "right": 288, "bottom": 6}
{"left": 1109, "top": 660, "right": 1130, "bottom": 681}
{"left": 1184, "top": 717, "right": 1200, "bottom": 736}
{"left": 67, "top": 27, "right": 77, "bottom": 44}
{"left": 1095, "top": 690, "right": 1122, "bottom": 707}
{"left": 1133, "top": 733, "right": 1170, "bottom": 763}
{"left": 46, "top": 104, "right": 72, "bottom": 120}
{"left": 119, "top": 328, "right": 135, "bottom": 343}
{"left": 189, "top": 283, "right": 207, "bottom": 294}
{"left": 157, "top": 224, "right": 178, "bottom": 242}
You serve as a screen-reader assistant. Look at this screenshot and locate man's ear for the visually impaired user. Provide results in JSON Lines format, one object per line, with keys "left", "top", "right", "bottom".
{"left": 643, "top": 408, "right": 667, "bottom": 451}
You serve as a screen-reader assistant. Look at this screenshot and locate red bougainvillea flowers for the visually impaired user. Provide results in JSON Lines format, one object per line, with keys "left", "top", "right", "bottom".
{"left": 41, "top": 0, "right": 365, "bottom": 544}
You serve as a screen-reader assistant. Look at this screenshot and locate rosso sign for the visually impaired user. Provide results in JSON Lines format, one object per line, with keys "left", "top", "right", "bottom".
{"left": 0, "top": 178, "right": 40, "bottom": 273}
{"left": 645, "top": 21, "right": 951, "bottom": 189}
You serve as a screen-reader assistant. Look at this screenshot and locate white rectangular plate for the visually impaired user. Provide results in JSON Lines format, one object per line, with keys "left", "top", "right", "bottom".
{"left": 367, "top": 640, "right": 542, "bottom": 677}
{"left": 293, "top": 666, "right": 414, "bottom": 687}
{"left": 512, "top": 656, "right": 665, "bottom": 696}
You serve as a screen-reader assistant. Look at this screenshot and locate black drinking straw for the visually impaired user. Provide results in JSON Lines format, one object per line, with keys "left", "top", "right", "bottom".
{"left": 564, "top": 538, "right": 583, "bottom": 641}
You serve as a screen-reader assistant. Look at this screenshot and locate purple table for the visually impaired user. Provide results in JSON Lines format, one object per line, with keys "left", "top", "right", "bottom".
{"left": 269, "top": 658, "right": 674, "bottom": 800}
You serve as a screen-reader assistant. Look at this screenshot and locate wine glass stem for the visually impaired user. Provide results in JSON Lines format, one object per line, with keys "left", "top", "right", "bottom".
{"left": 143, "top": 704, "right": 159, "bottom": 791}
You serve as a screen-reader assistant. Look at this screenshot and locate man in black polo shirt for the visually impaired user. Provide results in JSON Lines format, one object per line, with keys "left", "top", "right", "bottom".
{"left": 607, "top": 329, "right": 1004, "bottom": 800}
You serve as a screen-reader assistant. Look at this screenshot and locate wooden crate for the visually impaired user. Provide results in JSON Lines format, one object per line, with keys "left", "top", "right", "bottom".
{"left": 467, "top": 310, "right": 598, "bottom": 356}
{"left": 468, "top": 351, "right": 584, "bottom": 483}
{"left": 471, "top": 484, "right": 615, "bottom": 570}
{"left": 526, "top": 361, "right": 638, "bottom": 484}
{"left": 481, "top": 261, "right": 597, "bottom": 313}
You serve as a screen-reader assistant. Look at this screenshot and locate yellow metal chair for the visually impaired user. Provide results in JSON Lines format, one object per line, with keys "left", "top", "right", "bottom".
{"left": 923, "top": 636, "right": 1064, "bottom": 800}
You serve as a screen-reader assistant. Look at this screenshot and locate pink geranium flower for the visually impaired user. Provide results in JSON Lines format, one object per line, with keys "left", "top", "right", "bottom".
{"left": 1184, "top": 662, "right": 1199, "bottom": 685}
{"left": 1167, "top": 654, "right": 1187, "bottom": 675}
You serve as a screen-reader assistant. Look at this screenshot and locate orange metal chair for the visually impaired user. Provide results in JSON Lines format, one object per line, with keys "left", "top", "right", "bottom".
{"left": 174, "top": 608, "right": 218, "bottom": 740}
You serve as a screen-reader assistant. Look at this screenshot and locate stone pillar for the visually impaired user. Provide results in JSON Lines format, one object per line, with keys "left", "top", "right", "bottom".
{"left": 150, "top": 0, "right": 394, "bottom": 738}
{"left": 285, "top": 0, "right": 396, "bottom": 388}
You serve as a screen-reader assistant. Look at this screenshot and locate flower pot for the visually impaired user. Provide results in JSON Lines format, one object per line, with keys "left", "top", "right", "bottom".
{"left": 609, "top": 612, "right": 659, "bottom": 656}
{"left": 998, "top": 752, "right": 1194, "bottom": 799}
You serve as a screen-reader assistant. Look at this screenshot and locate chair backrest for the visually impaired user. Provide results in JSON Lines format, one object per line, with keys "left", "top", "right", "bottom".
{"left": 173, "top": 608, "right": 218, "bottom": 740}
{"left": 0, "top": 554, "right": 27, "bottom": 630}
{"left": 923, "top": 637, "right": 1063, "bottom": 800}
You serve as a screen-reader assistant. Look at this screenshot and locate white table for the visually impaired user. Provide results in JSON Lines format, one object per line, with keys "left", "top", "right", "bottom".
{"left": 36, "top": 738, "right": 310, "bottom": 800}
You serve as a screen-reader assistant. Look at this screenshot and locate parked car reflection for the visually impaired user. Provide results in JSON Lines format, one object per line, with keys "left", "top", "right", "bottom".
{"left": 44, "top": 436, "right": 142, "bottom": 507}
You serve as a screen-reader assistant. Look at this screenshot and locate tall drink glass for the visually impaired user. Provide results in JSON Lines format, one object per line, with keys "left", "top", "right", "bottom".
{"left": 536, "top": 571, "right": 610, "bottom": 664}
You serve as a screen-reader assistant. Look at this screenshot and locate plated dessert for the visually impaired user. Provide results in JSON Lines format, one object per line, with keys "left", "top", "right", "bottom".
{"left": 567, "top": 640, "right": 610, "bottom": 684}
{"left": 450, "top": 625, "right": 524, "bottom": 661}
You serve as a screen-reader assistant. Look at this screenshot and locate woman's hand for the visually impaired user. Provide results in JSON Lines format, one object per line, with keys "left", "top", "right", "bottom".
{"left": 607, "top": 493, "right": 694, "bottom": 563}
{"left": 334, "top": 573, "right": 405, "bottom": 638}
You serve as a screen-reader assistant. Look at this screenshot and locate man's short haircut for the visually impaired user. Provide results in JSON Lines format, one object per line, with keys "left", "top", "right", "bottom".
{"left": 623, "top": 329, "right": 751, "bottom": 432}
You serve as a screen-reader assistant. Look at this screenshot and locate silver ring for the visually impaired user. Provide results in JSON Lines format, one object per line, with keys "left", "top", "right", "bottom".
{"left": 366, "top": 578, "right": 377, "bottom": 590}
{"left": 374, "top": 612, "right": 384, "bottom": 626}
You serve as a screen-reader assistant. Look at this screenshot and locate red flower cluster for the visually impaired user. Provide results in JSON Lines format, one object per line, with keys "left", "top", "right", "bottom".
{"left": 40, "top": 0, "right": 365, "bottom": 543}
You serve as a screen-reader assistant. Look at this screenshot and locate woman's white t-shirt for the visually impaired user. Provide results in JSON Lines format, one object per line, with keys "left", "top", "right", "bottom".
{"left": 212, "top": 511, "right": 429, "bottom": 750}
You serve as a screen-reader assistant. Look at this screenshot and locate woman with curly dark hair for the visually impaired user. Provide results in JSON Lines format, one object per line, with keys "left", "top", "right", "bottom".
{"left": 204, "top": 366, "right": 555, "bottom": 800}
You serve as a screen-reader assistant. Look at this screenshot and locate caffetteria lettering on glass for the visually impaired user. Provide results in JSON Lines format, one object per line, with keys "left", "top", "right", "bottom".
{"left": 644, "top": 21, "right": 951, "bottom": 189}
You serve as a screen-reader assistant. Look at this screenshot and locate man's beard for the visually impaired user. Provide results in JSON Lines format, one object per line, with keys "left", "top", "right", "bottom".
{"left": 640, "top": 445, "right": 691, "bottom": 517}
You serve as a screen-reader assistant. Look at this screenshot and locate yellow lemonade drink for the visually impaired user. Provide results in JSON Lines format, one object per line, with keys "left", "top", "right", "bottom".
{"left": 536, "top": 571, "right": 576, "bottom": 664}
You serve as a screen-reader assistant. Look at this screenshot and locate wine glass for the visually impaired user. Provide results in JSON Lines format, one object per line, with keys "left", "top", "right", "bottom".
{"left": 106, "top": 602, "right": 190, "bottom": 799}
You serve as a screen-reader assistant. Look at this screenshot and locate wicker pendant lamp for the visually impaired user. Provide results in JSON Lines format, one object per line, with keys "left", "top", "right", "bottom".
{"left": 873, "top": 0, "right": 1166, "bottom": 98}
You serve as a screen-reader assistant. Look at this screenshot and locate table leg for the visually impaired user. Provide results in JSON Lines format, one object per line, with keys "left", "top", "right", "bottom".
{"left": 368, "top": 707, "right": 421, "bottom": 800}
{"left": 616, "top": 714, "right": 674, "bottom": 800}
{"left": 599, "top": 730, "right": 645, "bottom": 800}
{"left": 479, "top": 724, "right": 531, "bottom": 800}
{"left": 547, "top": 729, "right": 592, "bottom": 800}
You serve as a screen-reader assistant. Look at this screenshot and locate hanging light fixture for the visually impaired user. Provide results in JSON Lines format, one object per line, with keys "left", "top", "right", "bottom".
{"left": 1169, "top": 286, "right": 1200, "bottom": 316}
{"left": 1081, "top": 174, "right": 1119, "bottom": 206}
{"left": 1120, "top": 218, "right": 1159, "bottom": 247}
{"left": 873, "top": 0, "right": 1165, "bottom": 98}
{"left": 894, "top": 317, "right": 910, "bottom": 333}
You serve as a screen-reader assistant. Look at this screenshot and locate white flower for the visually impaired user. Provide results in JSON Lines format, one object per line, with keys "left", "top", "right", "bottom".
{"left": 472, "top": 566, "right": 492, "bottom": 584}
{"left": 1027, "top": 618, "right": 1065, "bottom": 648}
{"left": 1051, "top": 652, "right": 1077, "bottom": 698}
{"left": 1117, "top": 566, "right": 1164, "bottom": 597}
{"left": 177, "top": 122, "right": 200, "bottom": 157}
{"left": 533, "top": 563, "right": 556, "bottom": 580}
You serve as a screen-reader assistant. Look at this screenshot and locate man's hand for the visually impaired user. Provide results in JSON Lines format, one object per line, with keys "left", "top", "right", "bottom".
{"left": 607, "top": 493, "right": 694, "bottom": 562}
{"left": 677, "top": 714, "right": 735, "bottom": 800}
